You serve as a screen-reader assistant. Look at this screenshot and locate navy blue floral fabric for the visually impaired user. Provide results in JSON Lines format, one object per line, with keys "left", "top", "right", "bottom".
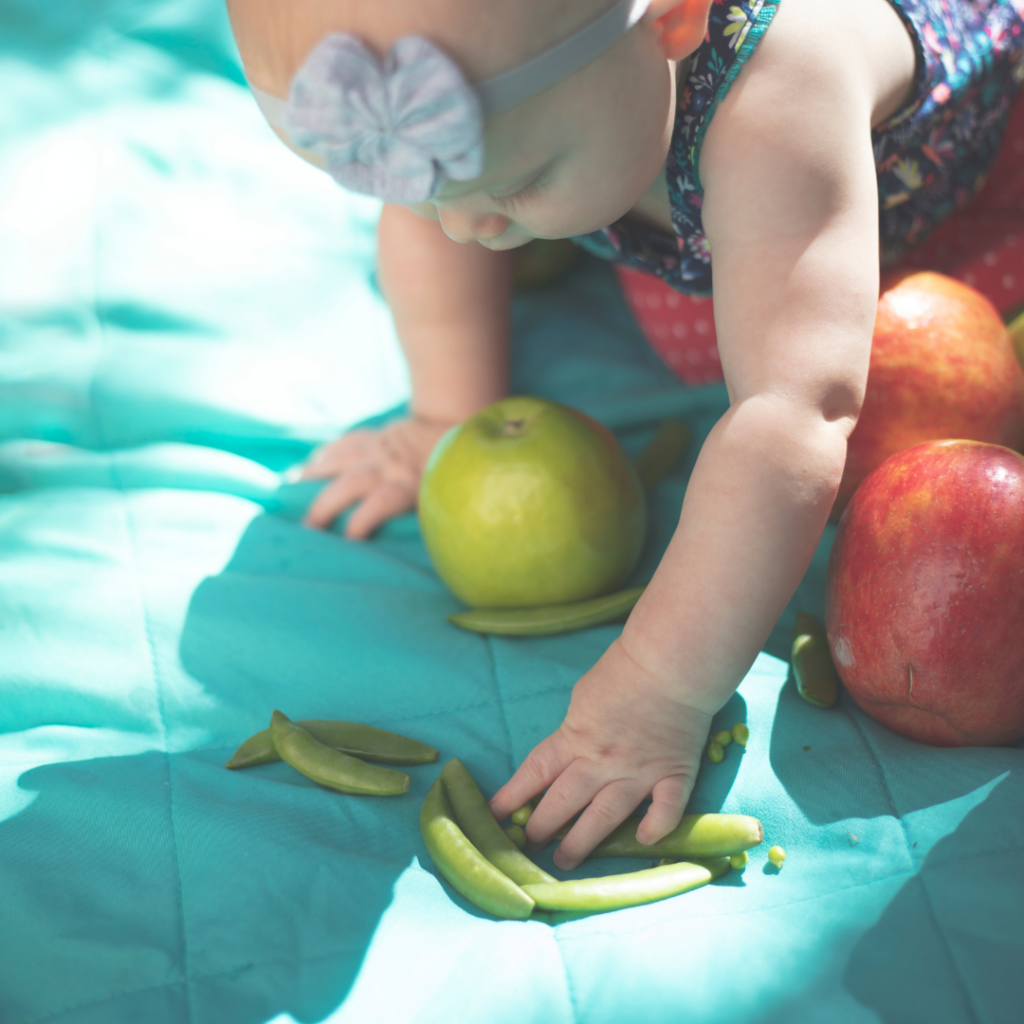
{"left": 574, "top": 0, "right": 1024, "bottom": 294}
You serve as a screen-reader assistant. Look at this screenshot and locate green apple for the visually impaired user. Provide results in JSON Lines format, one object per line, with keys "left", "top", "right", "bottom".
{"left": 419, "top": 397, "right": 647, "bottom": 608}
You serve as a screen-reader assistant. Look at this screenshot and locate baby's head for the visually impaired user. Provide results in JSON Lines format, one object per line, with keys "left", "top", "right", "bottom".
{"left": 227, "top": 0, "right": 712, "bottom": 248}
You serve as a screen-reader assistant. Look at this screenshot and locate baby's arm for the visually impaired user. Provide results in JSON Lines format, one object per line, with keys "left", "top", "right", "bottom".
{"left": 302, "top": 204, "right": 512, "bottom": 536}
{"left": 489, "top": 12, "right": 881, "bottom": 867}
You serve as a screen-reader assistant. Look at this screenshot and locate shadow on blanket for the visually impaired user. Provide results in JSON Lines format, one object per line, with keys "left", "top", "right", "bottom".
{"left": 4, "top": 748, "right": 405, "bottom": 1022}
{"left": 844, "top": 766, "right": 1024, "bottom": 1022}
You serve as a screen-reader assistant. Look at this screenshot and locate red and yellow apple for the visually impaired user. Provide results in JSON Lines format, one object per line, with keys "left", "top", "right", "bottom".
{"left": 825, "top": 439, "right": 1024, "bottom": 746}
{"left": 834, "top": 272, "right": 1024, "bottom": 515}
{"left": 419, "top": 396, "right": 646, "bottom": 608}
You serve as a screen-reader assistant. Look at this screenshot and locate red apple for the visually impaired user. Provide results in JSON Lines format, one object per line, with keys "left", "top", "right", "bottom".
{"left": 825, "top": 440, "right": 1024, "bottom": 746}
{"left": 834, "top": 272, "right": 1024, "bottom": 515}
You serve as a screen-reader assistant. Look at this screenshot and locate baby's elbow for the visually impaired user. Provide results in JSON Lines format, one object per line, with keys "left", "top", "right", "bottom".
{"left": 818, "top": 376, "right": 865, "bottom": 440}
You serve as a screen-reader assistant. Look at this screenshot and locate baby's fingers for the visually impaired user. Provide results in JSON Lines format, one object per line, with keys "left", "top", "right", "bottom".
{"left": 343, "top": 480, "right": 416, "bottom": 540}
{"left": 635, "top": 773, "right": 691, "bottom": 847}
{"left": 303, "top": 465, "right": 378, "bottom": 529}
{"left": 488, "top": 733, "right": 572, "bottom": 824}
{"left": 298, "top": 431, "right": 378, "bottom": 481}
{"left": 552, "top": 779, "right": 648, "bottom": 871}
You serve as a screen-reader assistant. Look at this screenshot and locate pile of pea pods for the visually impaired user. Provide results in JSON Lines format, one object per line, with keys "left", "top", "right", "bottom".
{"left": 422, "top": 758, "right": 765, "bottom": 920}
{"left": 227, "top": 713, "right": 768, "bottom": 919}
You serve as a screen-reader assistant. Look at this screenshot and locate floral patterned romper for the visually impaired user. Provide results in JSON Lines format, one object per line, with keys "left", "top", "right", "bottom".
{"left": 574, "top": 0, "right": 1024, "bottom": 384}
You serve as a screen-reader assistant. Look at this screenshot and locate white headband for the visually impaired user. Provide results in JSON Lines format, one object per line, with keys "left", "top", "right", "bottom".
{"left": 250, "top": 0, "right": 653, "bottom": 203}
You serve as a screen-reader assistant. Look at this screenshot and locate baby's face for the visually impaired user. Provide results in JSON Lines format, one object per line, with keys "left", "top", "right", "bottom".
{"left": 229, "top": 0, "right": 677, "bottom": 248}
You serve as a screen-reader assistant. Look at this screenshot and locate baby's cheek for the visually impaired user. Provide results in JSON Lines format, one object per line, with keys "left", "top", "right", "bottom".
{"left": 529, "top": 188, "right": 630, "bottom": 239}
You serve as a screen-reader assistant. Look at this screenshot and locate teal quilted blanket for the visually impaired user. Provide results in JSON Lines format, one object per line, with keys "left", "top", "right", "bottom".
{"left": 1, "top": 3, "right": 1022, "bottom": 1022}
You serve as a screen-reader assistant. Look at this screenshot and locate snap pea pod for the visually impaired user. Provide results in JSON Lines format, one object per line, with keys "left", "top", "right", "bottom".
{"left": 420, "top": 778, "right": 535, "bottom": 920}
{"left": 587, "top": 813, "right": 763, "bottom": 860}
{"left": 269, "top": 711, "right": 410, "bottom": 795}
{"left": 1008, "top": 307, "right": 1024, "bottom": 360}
{"left": 448, "top": 585, "right": 645, "bottom": 637}
{"left": 440, "top": 758, "right": 555, "bottom": 885}
{"left": 633, "top": 420, "right": 692, "bottom": 492}
{"left": 226, "top": 719, "right": 438, "bottom": 769}
{"left": 523, "top": 857, "right": 730, "bottom": 912}
{"left": 792, "top": 612, "right": 839, "bottom": 708}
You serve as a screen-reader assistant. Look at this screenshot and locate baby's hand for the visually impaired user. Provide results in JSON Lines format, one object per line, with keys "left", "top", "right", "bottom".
{"left": 488, "top": 637, "right": 714, "bottom": 870}
{"left": 297, "top": 416, "right": 457, "bottom": 539}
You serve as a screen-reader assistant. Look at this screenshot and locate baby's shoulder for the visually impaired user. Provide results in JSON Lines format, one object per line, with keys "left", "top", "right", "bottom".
{"left": 744, "top": 0, "right": 916, "bottom": 127}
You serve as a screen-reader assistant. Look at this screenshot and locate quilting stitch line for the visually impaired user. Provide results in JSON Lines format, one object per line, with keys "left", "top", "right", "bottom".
{"left": 23, "top": 939, "right": 375, "bottom": 1024}
{"left": 87, "top": 181, "right": 195, "bottom": 1024}
{"left": 185, "top": 677, "right": 578, "bottom": 761}
{"left": 485, "top": 635, "right": 518, "bottom": 779}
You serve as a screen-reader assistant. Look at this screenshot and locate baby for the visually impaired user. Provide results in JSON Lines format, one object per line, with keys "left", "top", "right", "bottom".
{"left": 227, "top": 0, "right": 1024, "bottom": 870}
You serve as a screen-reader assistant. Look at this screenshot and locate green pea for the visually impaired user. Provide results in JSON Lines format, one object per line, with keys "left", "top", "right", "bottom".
{"left": 226, "top": 719, "right": 438, "bottom": 770}
{"left": 268, "top": 711, "right": 410, "bottom": 795}
{"left": 707, "top": 741, "right": 724, "bottom": 763}
{"left": 768, "top": 845, "right": 787, "bottom": 867}
{"left": 791, "top": 614, "right": 839, "bottom": 708}
{"left": 420, "top": 779, "right": 535, "bottom": 920}
{"left": 729, "top": 851, "right": 749, "bottom": 870}
{"left": 511, "top": 804, "right": 533, "bottom": 826}
{"left": 732, "top": 723, "right": 750, "bottom": 747}
{"left": 657, "top": 857, "right": 679, "bottom": 866}
{"left": 523, "top": 858, "right": 731, "bottom": 913}
{"left": 505, "top": 824, "right": 527, "bottom": 849}
{"left": 440, "top": 758, "right": 555, "bottom": 886}
{"left": 634, "top": 420, "right": 692, "bottom": 492}
{"left": 447, "top": 586, "right": 646, "bottom": 637}
{"left": 712, "top": 730, "right": 733, "bottom": 747}
{"left": 590, "top": 813, "right": 763, "bottom": 860}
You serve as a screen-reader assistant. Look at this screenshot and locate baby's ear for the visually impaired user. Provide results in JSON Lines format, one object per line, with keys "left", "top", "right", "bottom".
{"left": 649, "top": 0, "right": 715, "bottom": 61}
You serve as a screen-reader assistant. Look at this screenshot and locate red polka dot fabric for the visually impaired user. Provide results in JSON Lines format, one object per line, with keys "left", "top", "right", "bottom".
{"left": 614, "top": 266, "right": 722, "bottom": 385}
{"left": 619, "top": 93, "right": 1024, "bottom": 387}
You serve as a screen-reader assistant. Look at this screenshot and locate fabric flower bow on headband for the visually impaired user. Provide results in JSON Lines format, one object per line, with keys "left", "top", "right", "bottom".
{"left": 286, "top": 35, "right": 484, "bottom": 205}
{"left": 250, "top": 0, "right": 652, "bottom": 204}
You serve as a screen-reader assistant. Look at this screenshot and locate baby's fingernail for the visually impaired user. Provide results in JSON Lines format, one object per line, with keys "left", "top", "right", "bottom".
{"left": 282, "top": 465, "right": 304, "bottom": 484}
